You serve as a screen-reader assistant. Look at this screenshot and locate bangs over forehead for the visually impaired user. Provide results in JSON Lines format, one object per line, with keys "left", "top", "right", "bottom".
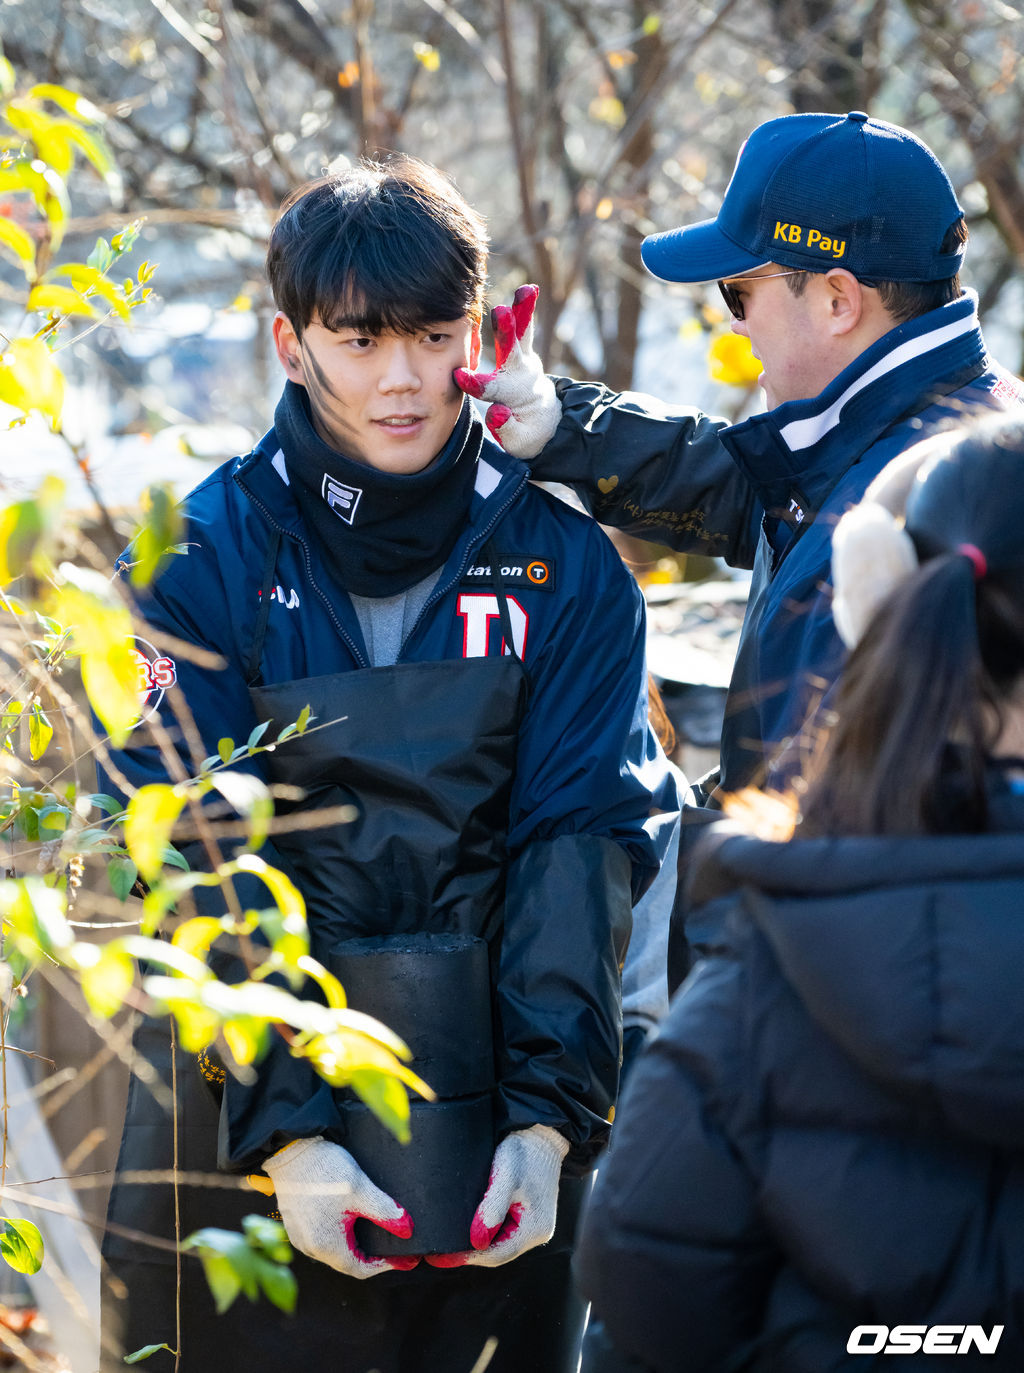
{"left": 268, "top": 158, "right": 489, "bottom": 338}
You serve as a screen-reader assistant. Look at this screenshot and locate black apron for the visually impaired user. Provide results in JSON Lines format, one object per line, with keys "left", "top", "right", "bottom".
{"left": 102, "top": 545, "right": 588, "bottom": 1373}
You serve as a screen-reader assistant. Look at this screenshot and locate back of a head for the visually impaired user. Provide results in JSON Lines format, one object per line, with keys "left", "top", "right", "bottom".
{"left": 801, "top": 413, "right": 1024, "bottom": 836}
{"left": 267, "top": 154, "right": 488, "bottom": 340}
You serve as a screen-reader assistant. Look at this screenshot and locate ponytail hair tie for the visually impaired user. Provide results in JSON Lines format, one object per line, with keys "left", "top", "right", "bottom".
{"left": 956, "top": 543, "right": 988, "bottom": 581}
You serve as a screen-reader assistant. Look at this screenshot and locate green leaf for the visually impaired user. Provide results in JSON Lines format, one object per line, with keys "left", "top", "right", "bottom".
{"left": 124, "top": 784, "right": 186, "bottom": 883}
{"left": 161, "top": 844, "right": 190, "bottom": 872}
{"left": 87, "top": 237, "right": 114, "bottom": 273}
{"left": 107, "top": 853, "right": 138, "bottom": 902}
{"left": 88, "top": 792, "right": 125, "bottom": 817}
{"left": 36, "top": 803, "right": 68, "bottom": 838}
{"left": 123, "top": 1344, "right": 174, "bottom": 1364}
{"left": 246, "top": 720, "right": 270, "bottom": 751}
{"left": 0, "top": 55, "right": 15, "bottom": 97}
{"left": 349, "top": 1067, "right": 412, "bottom": 1143}
{"left": 0, "top": 1217, "right": 44, "bottom": 1275}
{"left": 197, "top": 1249, "right": 242, "bottom": 1314}
{"left": 241, "top": 1214, "right": 291, "bottom": 1264}
{"left": 129, "top": 484, "right": 183, "bottom": 588}
{"left": 254, "top": 906, "right": 309, "bottom": 988}
{"left": 254, "top": 1253, "right": 296, "bottom": 1313}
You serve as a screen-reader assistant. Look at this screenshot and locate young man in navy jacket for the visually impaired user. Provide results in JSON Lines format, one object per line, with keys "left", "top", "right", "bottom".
{"left": 101, "top": 156, "right": 672, "bottom": 1372}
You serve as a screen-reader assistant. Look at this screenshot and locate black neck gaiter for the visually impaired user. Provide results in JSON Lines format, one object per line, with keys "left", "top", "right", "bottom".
{"left": 275, "top": 381, "right": 483, "bottom": 598}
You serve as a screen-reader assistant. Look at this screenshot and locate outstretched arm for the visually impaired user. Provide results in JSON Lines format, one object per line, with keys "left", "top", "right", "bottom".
{"left": 456, "top": 284, "right": 759, "bottom": 564}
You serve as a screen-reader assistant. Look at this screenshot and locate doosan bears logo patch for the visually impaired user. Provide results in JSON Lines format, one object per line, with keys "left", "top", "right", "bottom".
{"left": 130, "top": 636, "right": 177, "bottom": 724}
{"left": 461, "top": 557, "right": 555, "bottom": 592}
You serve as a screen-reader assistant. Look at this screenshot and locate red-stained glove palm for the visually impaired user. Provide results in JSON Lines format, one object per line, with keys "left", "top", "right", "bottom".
{"left": 454, "top": 284, "right": 561, "bottom": 459}
{"left": 263, "top": 1136, "right": 419, "bottom": 1279}
{"left": 425, "top": 1124, "right": 569, "bottom": 1269}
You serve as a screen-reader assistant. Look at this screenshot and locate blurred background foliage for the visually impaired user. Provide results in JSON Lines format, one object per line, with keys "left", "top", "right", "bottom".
{"left": 2, "top": 0, "right": 1023, "bottom": 491}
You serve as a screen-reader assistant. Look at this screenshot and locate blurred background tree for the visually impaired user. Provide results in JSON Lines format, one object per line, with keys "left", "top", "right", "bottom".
{"left": 2, "top": 0, "right": 1022, "bottom": 453}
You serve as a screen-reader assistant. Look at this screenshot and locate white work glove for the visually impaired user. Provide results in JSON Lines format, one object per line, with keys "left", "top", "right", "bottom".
{"left": 425, "top": 1124, "right": 569, "bottom": 1270}
{"left": 454, "top": 284, "right": 561, "bottom": 459}
{"left": 263, "top": 1135, "right": 419, "bottom": 1278}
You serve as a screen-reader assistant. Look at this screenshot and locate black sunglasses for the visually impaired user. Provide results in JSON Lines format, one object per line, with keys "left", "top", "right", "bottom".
{"left": 718, "top": 268, "right": 878, "bottom": 320}
{"left": 717, "top": 269, "right": 806, "bottom": 321}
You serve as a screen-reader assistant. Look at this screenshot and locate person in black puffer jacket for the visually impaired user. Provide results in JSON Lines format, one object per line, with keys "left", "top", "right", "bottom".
{"left": 575, "top": 412, "right": 1024, "bottom": 1372}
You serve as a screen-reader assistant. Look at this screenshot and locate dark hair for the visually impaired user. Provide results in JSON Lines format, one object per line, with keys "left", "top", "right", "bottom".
{"left": 267, "top": 154, "right": 488, "bottom": 341}
{"left": 800, "top": 413, "right": 1024, "bottom": 837}
{"left": 783, "top": 218, "right": 967, "bottom": 325}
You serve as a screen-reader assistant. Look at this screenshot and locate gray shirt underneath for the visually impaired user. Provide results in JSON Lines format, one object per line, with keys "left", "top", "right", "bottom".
{"left": 348, "top": 569, "right": 442, "bottom": 667}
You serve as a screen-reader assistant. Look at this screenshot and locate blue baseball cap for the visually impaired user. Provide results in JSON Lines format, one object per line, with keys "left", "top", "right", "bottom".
{"left": 641, "top": 111, "right": 966, "bottom": 284}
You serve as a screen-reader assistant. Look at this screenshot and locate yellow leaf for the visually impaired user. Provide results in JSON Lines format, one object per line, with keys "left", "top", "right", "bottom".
{"left": 0, "top": 161, "right": 69, "bottom": 250}
{"left": 0, "top": 878, "right": 72, "bottom": 962}
{"left": 708, "top": 331, "right": 763, "bottom": 388}
{"left": 27, "top": 283, "right": 98, "bottom": 318}
{"left": 0, "top": 337, "right": 64, "bottom": 429}
{"left": 589, "top": 96, "right": 626, "bottom": 129}
{"left": 595, "top": 198, "right": 614, "bottom": 221}
{"left": 51, "top": 579, "right": 138, "bottom": 743}
{"left": 0, "top": 215, "right": 36, "bottom": 275}
{"left": 63, "top": 122, "right": 122, "bottom": 200}
{"left": 46, "top": 264, "right": 130, "bottom": 320}
{"left": 0, "top": 55, "right": 15, "bottom": 97}
{"left": 223, "top": 1017, "right": 266, "bottom": 1066}
{"left": 124, "top": 784, "right": 187, "bottom": 883}
{"left": 413, "top": 42, "right": 440, "bottom": 71}
{"left": 172, "top": 915, "right": 226, "bottom": 962}
{"left": 230, "top": 294, "right": 252, "bottom": 312}
{"left": 607, "top": 50, "right": 637, "bottom": 68}
{"left": 0, "top": 473, "right": 64, "bottom": 585}
{"left": 295, "top": 954, "right": 346, "bottom": 1010}
{"left": 28, "top": 708, "right": 52, "bottom": 760}
{"left": 4, "top": 103, "right": 75, "bottom": 179}
{"left": 75, "top": 940, "right": 135, "bottom": 1018}
{"left": 28, "top": 83, "right": 105, "bottom": 125}
{"left": 234, "top": 855, "right": 307, "bottom": 921}
{"left": 81, "top": 639, "right": 142, "bottom": 746}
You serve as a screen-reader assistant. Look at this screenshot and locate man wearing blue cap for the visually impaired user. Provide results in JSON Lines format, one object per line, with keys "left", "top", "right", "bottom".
{"left": 457, "top": 111, "right": 1024, "bottom": 817}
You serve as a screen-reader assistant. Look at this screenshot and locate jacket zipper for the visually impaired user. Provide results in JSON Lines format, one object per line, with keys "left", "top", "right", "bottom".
{"left": 234, "top": 471, "right": 372, "bottom": 670}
